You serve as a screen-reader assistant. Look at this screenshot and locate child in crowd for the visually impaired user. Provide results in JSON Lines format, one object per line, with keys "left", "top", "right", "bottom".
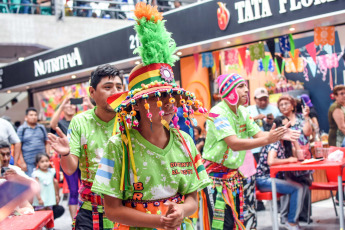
{"left": 91, "top": 3, "right": 211, "bottom": 230}
{"left": 32, "top": 153, "right": 59, "bottom": 211}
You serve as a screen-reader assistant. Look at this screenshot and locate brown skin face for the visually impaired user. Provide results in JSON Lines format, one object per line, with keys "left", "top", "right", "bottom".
{"left": 335, "top": 89, "right": 345, "bottom": 105}
{"left": 25, "top": 111, "right": 38, "bottom": 126}
{"left": 89, "top": 76, "right": 123, "bottom": 113}
{"left": 135, "top": 94, "right": 176, "bottom": 126}
{"left": 0, "top": 147, "right": 11, "bottom": 168}
{"left": 255, "top": 96, "right": 269, "bottom": 109}
{"left": 37, "top": 155, "right": 50, "bottom": 172}
{"left": 63, "top": 101, "right": 77, "bottom": 117}
{"left": 278, "top": 99, "right": 294, "bottom": 116}
{"left": 235, "top": 83, "right": 249, "bottom": 106}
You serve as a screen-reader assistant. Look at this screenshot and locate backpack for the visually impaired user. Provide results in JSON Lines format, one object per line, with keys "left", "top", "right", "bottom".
{"left": 21, "top": 125, "right": 47, "bottom": 142}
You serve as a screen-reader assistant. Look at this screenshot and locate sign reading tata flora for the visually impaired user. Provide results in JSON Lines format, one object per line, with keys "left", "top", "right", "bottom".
{"left": 34, "top": 47, "right": 83, "bottom": 77}
{"left": 234, "top": 0, "right": 337, "bottom": 24}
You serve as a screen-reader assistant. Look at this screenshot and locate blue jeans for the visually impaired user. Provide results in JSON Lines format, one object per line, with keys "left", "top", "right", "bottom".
{"left": 25, "top": 163, "right": 35, "bottom": 177}
{"left": 256, "top": 177, "right": 304, "bottom": 224}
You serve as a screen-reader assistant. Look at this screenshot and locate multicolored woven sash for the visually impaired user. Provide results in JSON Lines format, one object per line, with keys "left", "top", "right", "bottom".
{"left": 204, "top": 160, "right": 245, "bottom": 230}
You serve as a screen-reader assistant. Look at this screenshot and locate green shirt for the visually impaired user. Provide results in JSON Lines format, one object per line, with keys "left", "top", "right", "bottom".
{"left": 203, "top": 101, "right": 261, "bottom": 169}
{"left": 91, "top": 128, "right": 211, "bottom": 229}
{"left": 68, "top": 107, "right": 115, "bottom": 228}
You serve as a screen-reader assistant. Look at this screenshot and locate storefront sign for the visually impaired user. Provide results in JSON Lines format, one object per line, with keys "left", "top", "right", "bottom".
{"left": 1, "top": 0, "right": 344, "bottom": 90}
{"left": 34, "top": 47, "right": 83, "bottom": 77}
{"left": 235, "top": 0, "right": 337, "bottom": 24}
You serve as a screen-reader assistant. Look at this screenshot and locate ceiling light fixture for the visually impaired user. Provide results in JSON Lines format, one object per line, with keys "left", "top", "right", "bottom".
{"left": 71, "top": 75, "right": 76, "bottom": 79}
{"left": 289, "top": 27, "right": 295, "bottom": 31}
{"left": 135, "top": 61, "right": 140, "bottom": 65}
{"left": 226, "top": 41, "right": 231, "bottom": 45}
{"left": 176, "top": 51, "right": 182, "bottom": 56}
{"left": 18, "top": 57, "right": 25, "bottom": 61}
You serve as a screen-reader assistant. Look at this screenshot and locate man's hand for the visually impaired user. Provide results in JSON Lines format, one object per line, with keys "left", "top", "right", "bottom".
{"left": 47, "top": 127, "right": 70, "bottom": 156}
{"left": 267, "top": 123, "right": 287, "bottom": 143}
{"left": 161, "top": 201, "right": 184, "bottom": 230}
{"left": 255, "top": 114, "right": 266, "bottom": 121}
{"left": 38, "top": 198, "right": 44, "bottom": 206}
{"left": 4, "top": 168, "right": 18, "bottom": 177}
{"left": 281, "top": 122, "right": 301, "bottom": 142}
{"left": 19, "top": 162, "right": 27, "bottom": 172}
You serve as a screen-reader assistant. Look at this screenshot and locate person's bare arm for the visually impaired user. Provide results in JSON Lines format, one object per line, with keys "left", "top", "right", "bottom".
{"left": 267, "top": 149, "right": 297, "bottom": 166}
{"left": 253, "top": 114, "right": 266, "bottom": 121}
{"left": 333, "top": 108, "right": 345, "bottom": 135}
{"left": 54, "top": 178, "right": 60, "bottom": 204}
{"left": 104, "top": 195, "right": 165, "bottom": 229}
{"left": 13, "top": 142, "right": 21, "bottom": 165}
{"left": 302, "top": 106, "right": 312, "bottom": 137}
{"left": 50, "top": 97, "right": 70, "bottom": 130}
{"left": 223, "top": 124, "right": 286, "bottom": 151}
{"left": 48, "top": 127, "right": 79, "bottom": 175}
{"left": 45, "top": 141, "right": 50, "bottom": 156}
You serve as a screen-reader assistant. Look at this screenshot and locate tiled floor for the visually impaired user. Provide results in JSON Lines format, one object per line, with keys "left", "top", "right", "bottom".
{"left": 54, "top": 196, "right": 342, "bottom": 229}
{"left": 257, "top": 198, "right": 341, "bottom": 230}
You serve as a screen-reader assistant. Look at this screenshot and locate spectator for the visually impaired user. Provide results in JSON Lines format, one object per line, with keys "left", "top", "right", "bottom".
{"left": 101, "top": 2, "right": 126, "bottom": 19}
{"left": 50, "top": 97, "right": 80, "bottom": 221}
{"left": 193, "top": 125, "right": 205, "bottom": 155}
{"left": 0, "top": 140, "right": 28, "bottom": 179}
{"left": 74, "top": 0, "right": 92, "bottom": 17}
{"left": 328, "top": 85, "right": 345, "bottom": 147}
{"left": 256, "top": 116, "right": 307, "bottom": 230}
{"left": 19, "top": 0, "right": 31, "bottom": 14}
{"left": 277, "top": 95, "right": 313, "bottom": 224}
{"left": 32, "top": 153, "right": 59, "bottom": 212}
{"left": 17, "top": 107, "right": 49, "bottom": 177}
{"left": 174, "top": 0, "right": 181, "bottom": 8}
{"left": 247, "top": 87, "right": 281, "bottom": 162}
{"left": 0, "top": 118, "right": 21, "bottom": 168}
{"left": 48, "top": 64, "right": 124, "bottom": 229}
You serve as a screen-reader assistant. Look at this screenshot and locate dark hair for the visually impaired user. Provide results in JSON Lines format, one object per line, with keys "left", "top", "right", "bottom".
{"left": 333, "top": 85, "right": 345, "bottom": 96}
{"left": 0, "top": 141, "right": 10, "bottom": 149}
{"left": 273, "top": 116, "right": 293, "bottom": 158}
{"left": 90, "top": 64, "right": 121, "bottom": 90}
{"left": 194, "top": 126, "right": 201, "bottom": 135}
{"left": 35, "top": 153, "right": 50, "bottom": 167}
{"left": 26, "top": 107, "right": 37, "bottom": 115}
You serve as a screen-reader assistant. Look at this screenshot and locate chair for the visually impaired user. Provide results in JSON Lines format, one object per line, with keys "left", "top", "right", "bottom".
{"left": 309, "top": 146, "right": 345, "bottom": 223}
{"left": 256, "top": 187, "right": 283, "bottom": 225}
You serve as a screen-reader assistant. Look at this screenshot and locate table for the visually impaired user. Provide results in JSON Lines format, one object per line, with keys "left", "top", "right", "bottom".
{"left": 0, "top": 210, "right": 54, "bottom": 230}
{"left": 270, "top": 159, "right": 345, "bottom": 230}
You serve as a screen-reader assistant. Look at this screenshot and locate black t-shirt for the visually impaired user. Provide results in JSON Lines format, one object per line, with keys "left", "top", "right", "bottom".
{"left": 309, "top": 107, "right": 318, "bottom": 119}
{"left": 195, "top": 137, "right": 205, "bottom": 155}
{"left": 58, "top": 118, "right": 71, "bottom": 135}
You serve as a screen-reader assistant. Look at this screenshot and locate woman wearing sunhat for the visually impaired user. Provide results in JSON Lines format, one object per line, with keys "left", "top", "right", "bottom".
{"left": 202, "top": 74, "right": 300, "bottom": 230}
{"left": 91, "top": 3, "right": 211, "bottom": 230}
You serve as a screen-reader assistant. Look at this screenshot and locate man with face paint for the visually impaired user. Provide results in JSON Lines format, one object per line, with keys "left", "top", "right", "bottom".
{"left": 202, "top": 74, "right": 300, "bottom": 230}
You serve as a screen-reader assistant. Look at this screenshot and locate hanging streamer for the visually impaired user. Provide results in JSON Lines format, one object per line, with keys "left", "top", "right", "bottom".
{"left": 238, "top": 46, "right": 247, "bottom": 67}
{"left": 279, "top": 35, "right": 290, "bottom": 56}
{"left": 193, "top": 53, "right": 200, "bottom": 70}
{"left": 314, "top": 26, "right": 335, "bottom": 46}
{"left": 245, "top": 55, "right": 254, "bottom": 76}
{"left": 202, "top": 52, "right": 214, "bottom": 68}
{"left": 266, "top": 38, "right": 276, "bottom": 59}
{"left": 305, "top": 42, "right": 317, "bottom": 64}
{"left": 323, "top": 44, "right": 333, "bottom": 55}
{"left": 306, "top": 57, "right": 317, "bottom": 77}
{"left": 249, "top": 43, "right": 265, "bottom": 61}
{"left": 303, "top": 58, "right": 309, "bottom": 82}
{"left": 289, "top": 34, "right": 295, "bottom": 58}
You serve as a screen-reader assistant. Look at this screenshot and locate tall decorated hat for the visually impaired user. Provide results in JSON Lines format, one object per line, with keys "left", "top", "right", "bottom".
{"left": 107, "top": 3, "right": 209, "bottom": 191}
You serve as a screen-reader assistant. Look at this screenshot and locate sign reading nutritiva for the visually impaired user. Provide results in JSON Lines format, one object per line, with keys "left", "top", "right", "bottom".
{"left": 34, "top": 47, "right": 83, "bottom": 77}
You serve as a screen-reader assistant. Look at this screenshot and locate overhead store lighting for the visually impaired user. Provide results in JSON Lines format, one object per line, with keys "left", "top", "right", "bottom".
{"left": 71, "top": 75, "right": 76, "bottom": 79}
{"left": 289, "top": 27, "right": 296, "bottom": 31}
{"left": 226, "top": 41, "right": 231, "bottom": 45}
{"left": 18, "top": 57, "right": 25, "bottom": 61}
{"left": 135, "top": 61, "right": 140, "bottom": 65}
{"left": 7, "top": 90, "right": 11, "bottom": 93}
{"left": 177, "top": 51, "right": 182, "bottom": 56}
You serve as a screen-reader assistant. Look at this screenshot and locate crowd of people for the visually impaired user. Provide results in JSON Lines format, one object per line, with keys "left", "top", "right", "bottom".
{"left": 0, "top": 0, "right": 184, "bottom": 18}
{"left": 0, "top": 3, "right": 344, "bottom": 230}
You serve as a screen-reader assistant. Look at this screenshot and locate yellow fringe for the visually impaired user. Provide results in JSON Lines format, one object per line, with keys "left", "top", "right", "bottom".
{"left": 124, "top": 120, "right": 138, "bottom": 183}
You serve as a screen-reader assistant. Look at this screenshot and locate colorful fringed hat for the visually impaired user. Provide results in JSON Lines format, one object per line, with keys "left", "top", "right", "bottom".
{"left": 107, "top": 3, "right": 210, "bottom": 192}
{"left": 217, "top": 73, "right": 246, "bottom": 105}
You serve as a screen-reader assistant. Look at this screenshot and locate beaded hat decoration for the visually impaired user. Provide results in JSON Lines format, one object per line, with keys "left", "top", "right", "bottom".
{"left": 107, "top": 3, "right": 209, "bottom": 191}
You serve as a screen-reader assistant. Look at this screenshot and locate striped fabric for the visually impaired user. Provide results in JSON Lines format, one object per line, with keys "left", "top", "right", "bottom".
{"left": 94, "top": 157, "right": 115, "bottom": 186}
{"left": 214, "top": 117, "right": 231, "bottom": 131}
